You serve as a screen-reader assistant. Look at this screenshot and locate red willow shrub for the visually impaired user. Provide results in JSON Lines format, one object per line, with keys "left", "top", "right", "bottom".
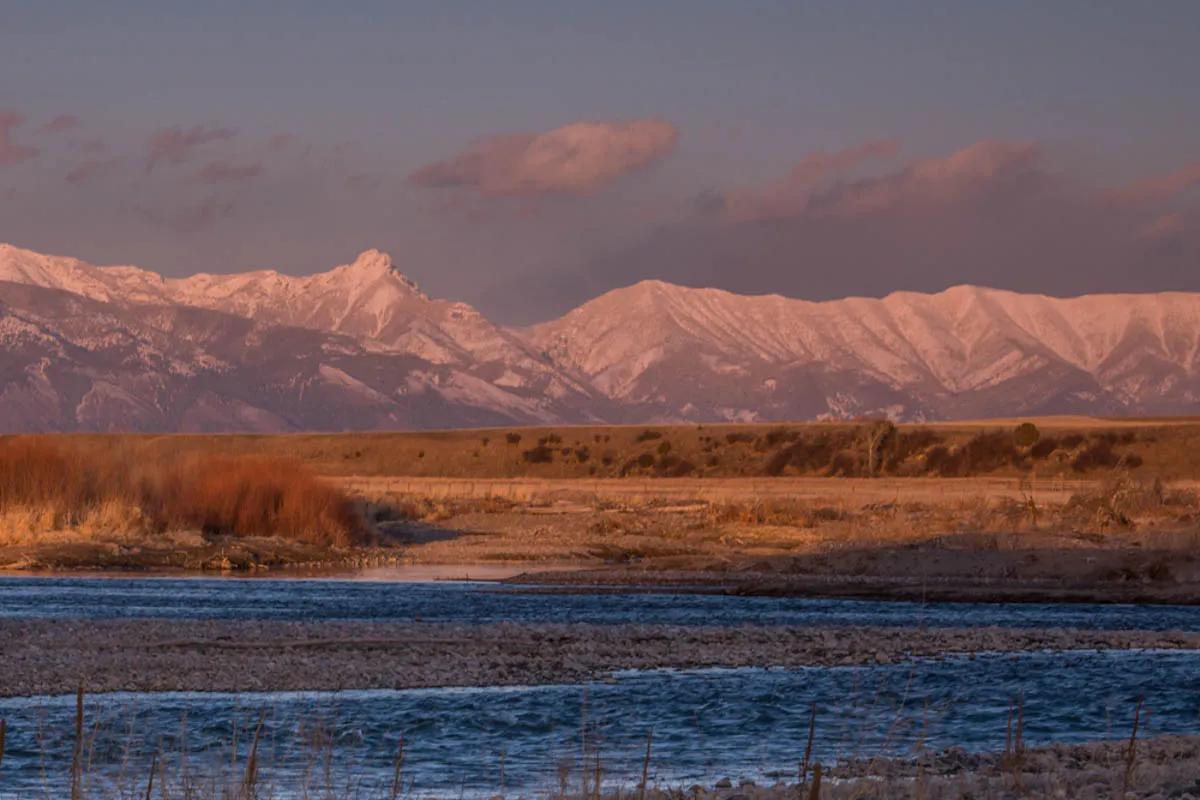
{"left": 0, "top": 437, "right": 115, "bottom": 524}
{"left": 0, "top": 436, "right": 367, "bottom": 547}
{"left": 166, "top": 455, "right": 366, "bottom": 547}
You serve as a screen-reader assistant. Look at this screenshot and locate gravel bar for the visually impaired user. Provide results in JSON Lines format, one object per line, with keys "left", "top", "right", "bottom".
{"left": 3, "top": 619, "right": 1199, "bottom": 697}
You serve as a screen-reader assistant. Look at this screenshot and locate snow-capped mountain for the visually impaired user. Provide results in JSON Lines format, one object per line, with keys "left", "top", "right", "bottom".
{"left": 0, "top": 279, "right": 599, "bottom": 432}
{"left": 0, "top": 244, "right": 592, "bottom": 401}
{"left": 527, "top": 280, "right": 1200, "bottom": 421}
{"left": 0, "top": 244, "right": 604, "bottom": 430}
{"left": 1, "top": 242, "right": 1198, "bottom": 431}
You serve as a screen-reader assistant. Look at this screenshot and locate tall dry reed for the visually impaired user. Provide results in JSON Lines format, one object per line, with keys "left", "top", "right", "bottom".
{"left": 0, "top": 436, "right": 366, "bottom": 547}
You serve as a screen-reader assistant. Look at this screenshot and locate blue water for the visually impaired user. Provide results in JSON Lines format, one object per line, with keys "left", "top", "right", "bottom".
{"left": 3, "top": 575, "right": 1200, "bottom": 630}
{"left": 1, "top": 651, "right": 1198, "bottom": 798}
{"left": 3, "top": 576, "right": 1200, "bottom": 797}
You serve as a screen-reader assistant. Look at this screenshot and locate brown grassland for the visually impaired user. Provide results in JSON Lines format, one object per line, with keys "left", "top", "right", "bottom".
{"left": 29, "top": 416, "right": 1200, "bottom": 480}
{"left": 2, "top": 417, "right": 1199, "bottom": 594}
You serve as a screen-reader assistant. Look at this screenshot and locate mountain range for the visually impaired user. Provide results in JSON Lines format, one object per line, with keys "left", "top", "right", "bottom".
{"left": 1, "top": 242, "right": 1197, "bottom": 431}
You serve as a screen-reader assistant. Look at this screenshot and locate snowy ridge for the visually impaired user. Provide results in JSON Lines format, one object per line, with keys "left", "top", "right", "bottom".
{"left": 1, "top": 242, "right": 1198, "bottom": 430}
{"left": 527, "top": 280, "right": 1200, "bottom": 421}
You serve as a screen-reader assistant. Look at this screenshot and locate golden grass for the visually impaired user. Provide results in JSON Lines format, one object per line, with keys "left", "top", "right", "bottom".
{"left": 13, "top": 417, "right": 1200, "bottom": 481}
{"left": 0, "top": 437, "right": 367, "bottom": 548}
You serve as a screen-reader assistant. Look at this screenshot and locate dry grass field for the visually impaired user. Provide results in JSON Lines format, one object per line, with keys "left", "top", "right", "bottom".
{"left": 12, "top": 416, "right": 1200, "bottom": 481}
{"left": 2, "top": 417, "right": 1199, "bottom": 590}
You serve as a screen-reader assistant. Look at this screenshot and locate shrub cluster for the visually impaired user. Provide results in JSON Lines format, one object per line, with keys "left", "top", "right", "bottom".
{"left": 0, "top": 437, "right": 366, "bottom": 547}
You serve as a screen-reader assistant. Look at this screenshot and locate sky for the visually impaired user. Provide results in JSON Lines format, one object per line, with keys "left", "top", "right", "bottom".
{"left": 2, "top": 0, "right": 1199, "bottom": 323}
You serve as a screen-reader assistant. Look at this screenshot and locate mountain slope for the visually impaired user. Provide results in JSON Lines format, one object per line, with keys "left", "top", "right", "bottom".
{"left": 527, "top": 281, "right": 1200, "bottom": 421}
{"left": 0, "top": 244, "right": 600, "bottom": 427}
{"left": 0, "top": 281, "right": 585, "bottom": 431}
{"left": 2, "top": 242, "right": 1198, "bottom": 430}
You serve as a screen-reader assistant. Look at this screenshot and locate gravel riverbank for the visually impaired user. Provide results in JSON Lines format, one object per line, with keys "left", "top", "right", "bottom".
{"left": 3, "top": 619, "right": 1198, "bottom": 696}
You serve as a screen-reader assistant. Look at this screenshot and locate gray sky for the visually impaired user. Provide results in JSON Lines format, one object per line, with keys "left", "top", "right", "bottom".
{"left": 2, "top": 1, "right": 1198, "bottom": 322}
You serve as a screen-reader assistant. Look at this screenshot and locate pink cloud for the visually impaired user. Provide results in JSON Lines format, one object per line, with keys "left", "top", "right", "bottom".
{"left": 78, "top": 138, "right": 107, "bottom": 155}
{"left": 196, "top": 159, "right": 263, "bottom": 183}
{"left": 345, "top": 173, "right": 381, "bottom": 193}
{"left": 562, "top": 137, "right": 1193, "bottom": 311}
{"left": 723, "top": 138, "right": 900, "bottom": 221}
{"left": 65, "top": 157, "right": 120, "bottom": 184}
{"left": 817, "top": 140, "right": 1040, "bottom": 217}
{"left": 1139, "top": 212, "right": 1188, "bottom": 240}
{"left": 141, "top": 197, "right": 234, "bottom": 233}
{"left": 721, "top": 140, "right": 1037, "bottom": 221}
{"left": 39, "top": 114, "right": 83, "bottom": 134}
{"left": 0, "top": 110, "right": 39, "bottom": 166}
{"left": 267, "top": 133, "right": 295, "bottom": 151}
{"left": 410, "top": 118, "right": 679, "bottom": 196}
{"left": 1108, "top": 162, "right": 1200, "bottom": 206}
{"left": 146, "top": 124, "right": 236, "bottom": 171}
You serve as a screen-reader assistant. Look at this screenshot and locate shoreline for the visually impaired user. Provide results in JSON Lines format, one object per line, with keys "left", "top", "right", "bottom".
{"left": 0, "top": 561, "right": 552, "bottom": 583}
{"left": 504, "top": 568, "right": 1200, "bottom": 605}
{"left": 7, "top": 563, "right": 1200, "bottom": 609}
{"left": 8, "top": 560, "right": 1200, "bottom": 607}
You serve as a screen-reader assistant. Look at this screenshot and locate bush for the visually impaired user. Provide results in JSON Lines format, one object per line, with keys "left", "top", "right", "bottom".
{"left": 1013, "top": 422, "right": 1040, "bottom": 448}
{"left": 881, "top": 429, "right": 942, "bottom": 474}
{"left": 924, "top": 431, "right": 1022, "bottom": 476}
{"left": 171, "top": 456, "right": 364, "bottom": 547}
{"left": 521, "top": 445, "right": 554, "bottom": 464}
{"left": 0, "top": 437, "right": 366, "bottom": 548}
{"left": 620, "top": 452, "right": 657, "bottom": 475}
{"left": 961, "top": 431, "right": 1022, "bottom": 473}
{"left": 924, "top": 445, "right": 960, "bottom": 475}
{"left": 1060, "top": 433, "right": 1085, "bottom": 449}
{"left": 761, "top": 427, "right": 799, "bottom": 448}
{"left": 505, "top": 432, "right": 522, "bottom": 445}
{"left": 764, "top": 431, "right": 858, "bottom": 476}
{"left": 658, "top": 455, "right": 695, "bottom": 477}
{"left": 656, "top": 441, "right": 672, "bottom": 455}
{"left": 1072, "top": 440, "right": 1119, "bottom": 472}
{"left": 635, "top": 430, "right": 662, "bottom": 442}
{"left": 1030, "top": 437, "right": 1059, "bottom": 459}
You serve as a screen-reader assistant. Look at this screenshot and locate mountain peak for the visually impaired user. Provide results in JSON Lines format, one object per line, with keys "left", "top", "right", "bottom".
{"left": 336, "top": 249, "right": 423, "bottom": 294}
{"left": 347, "top": 249, "right": 394, "bottom": 274}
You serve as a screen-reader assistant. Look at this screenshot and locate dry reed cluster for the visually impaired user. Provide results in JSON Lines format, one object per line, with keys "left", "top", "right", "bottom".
{"left": 0, "top": 436, "right": 366, "bottom": 548}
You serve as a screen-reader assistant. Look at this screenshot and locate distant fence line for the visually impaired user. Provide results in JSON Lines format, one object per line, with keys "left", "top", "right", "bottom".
{"left": 329, "top": 475, "right": 1130, "bottom": 507}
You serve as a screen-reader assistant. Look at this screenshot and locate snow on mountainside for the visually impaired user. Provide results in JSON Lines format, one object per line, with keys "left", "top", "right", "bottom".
{"left": 0, "top": 244, "right": 599, "bottom": 430}
{"left": 0, "top": 280, "right": 584, "bottom": 431}
{"left": 527, "top": 280, "right": 1200, "bottom": 422}
{"left": 1, "top": 243, "right": 582, "bottom": 385}
{"left": 1, "top": 242, "right": 1198, "bottom": 430}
